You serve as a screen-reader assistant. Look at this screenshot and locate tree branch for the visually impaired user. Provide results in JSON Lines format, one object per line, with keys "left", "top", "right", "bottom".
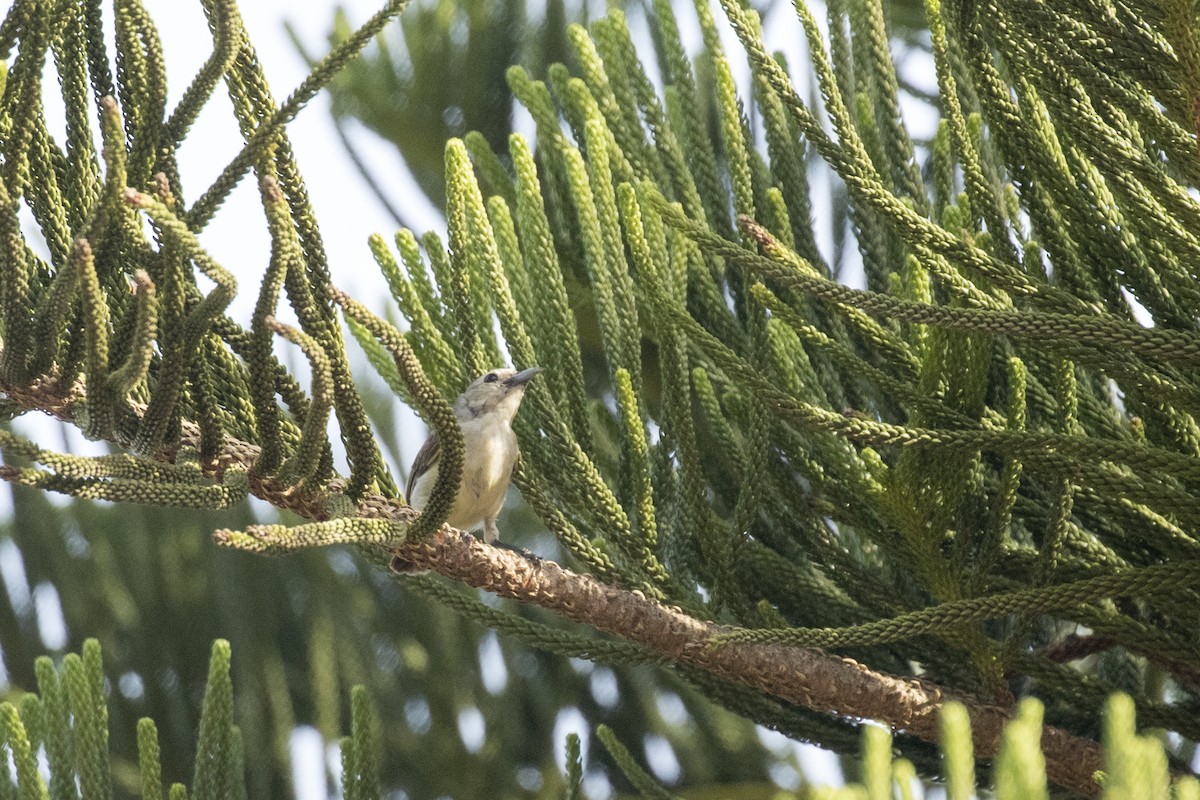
{"left": 387, "top": 529, "right": 1103, "bottom": 798}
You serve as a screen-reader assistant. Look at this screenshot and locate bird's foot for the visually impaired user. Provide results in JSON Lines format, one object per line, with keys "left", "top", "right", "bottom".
{"left": 490, "top": 539, "right": 544, "bottom": 566}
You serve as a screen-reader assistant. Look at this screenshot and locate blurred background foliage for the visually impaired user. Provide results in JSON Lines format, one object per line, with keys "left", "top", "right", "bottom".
{"left": 4, "top": 639, "right": 1193, "bottom": 800}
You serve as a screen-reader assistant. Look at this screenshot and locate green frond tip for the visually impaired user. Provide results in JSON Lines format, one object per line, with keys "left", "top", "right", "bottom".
{"left": 711, "top": 45, "right": 754, "bottom": 226}
{"left": 861, "top": 724, "right": 893, "bottom": 800}
{"left": 1104, "top": 693, "right": 1136, "bottom": 796}
{"left": 464, "top": 130, "right": 516, "bottom": 209}
{"left": 939, "top": 703, "right": 974, "bottom": 800}
{"left": 563, "top": 140, "right": 631, "bottom": 389}
{"left": 168, "top": 785, "right": 188, "bottom": 800}
{"left": 123, "top": 187, "right": 236, "bottom": 455}
{"left": 107, "top": 270, "right": 158, "bottom": 402}
{"left": 369, "top": 230, "right": 457, "bottom": 387}
{"left": 0, "top": 177, "right": 32, "bottom": 384}
{"left": 0, "top": 702, "right": 45, "bottom": 800}
{"left": 894, "top": 760, "right": 918, "bottom": 800}
{"left": 17, "top": 695, "right": 41, "bottom": 758}
{"left": 564, "top": 733, "right": 583, "bottom": 800}
{"left": 34, "top": 655, "right": 77, "bottom": 800}
{"left": 214, "top": 517, "right": 404, "bottom": 556}
{"left": 612, "top": 367, "right": 668, "bottom": 585}
{"left": 1177, "top": 779, "right": 1200, "bottom": 800}
{"left": 443, "top": 138, "right": 488, "bottom": 377}
{"left": 248, "top": 168, "right": 298, "bottom": 476}
{"left": 192, "top": 641, "right": 233, "bottom": 800}
{"left": 1102, "top": 693, "right": 1171, "bottom": 799}
{"left": 137, "top": 719, "right": 163, "bottom": 800}
{"left": 996, "top": 699, "right": 1048, "bottom": 800}
{"left": 29, "top": 229, "right": 84, "bottom": 378}
{"left": 73, "top": 243, "right": 109, "bottom": 404}
{"left": 329, "top": 285, "right": 462, "bottom": 540}
{"left": 63, "top": 641, "right": 111, "bottom": 800}
{"left": 97, "top": 95, "right": 127, "bottom": 210}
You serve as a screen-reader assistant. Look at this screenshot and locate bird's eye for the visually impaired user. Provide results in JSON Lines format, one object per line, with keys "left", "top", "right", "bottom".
{"left": 483, "top": 372, "right": 499, "bottom": 383}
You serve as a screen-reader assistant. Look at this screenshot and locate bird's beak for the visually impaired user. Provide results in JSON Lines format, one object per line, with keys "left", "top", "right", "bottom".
{"left": 505, "top": 367, "right": 543, "bottom": 388}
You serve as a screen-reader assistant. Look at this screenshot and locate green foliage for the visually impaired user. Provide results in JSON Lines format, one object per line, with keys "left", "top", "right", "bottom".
{"left": 328, "top": 0, "right": 1200, "bottom": 784}
{"left": 3, "top": 0, "right": 1200, "bottom": 795}
{"left": 2, "top": 639, "right": 1197, "bottom": 800}
{"left": 597, "top": 695, "right": 1200, "bottom": 800}
{"left": 0, "top": 640, "right": 368, "bottom": 800}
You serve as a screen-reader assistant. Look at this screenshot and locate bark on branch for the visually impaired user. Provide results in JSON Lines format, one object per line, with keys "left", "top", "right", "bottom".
{"left": 0, "top": 376, "right": 1104, "bottom": 797}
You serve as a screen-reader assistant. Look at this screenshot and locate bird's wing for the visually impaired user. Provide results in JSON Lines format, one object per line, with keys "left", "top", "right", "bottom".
{"left": 405, "top": 430, "right": 441, "bottom": 501}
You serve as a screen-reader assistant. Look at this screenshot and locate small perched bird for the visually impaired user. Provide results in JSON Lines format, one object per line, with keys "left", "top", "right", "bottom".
{"left": 392, "top": 367, "right": 542, "bottom": 573}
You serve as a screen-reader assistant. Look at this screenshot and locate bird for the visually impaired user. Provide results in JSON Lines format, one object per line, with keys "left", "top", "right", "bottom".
{"left": 391, "top": 366, "right": 542, "bottom": 573}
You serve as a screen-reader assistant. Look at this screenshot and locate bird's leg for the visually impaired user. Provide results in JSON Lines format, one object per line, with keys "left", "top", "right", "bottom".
{"left": 482, "top": 517, "right": 543, "bottom": 564}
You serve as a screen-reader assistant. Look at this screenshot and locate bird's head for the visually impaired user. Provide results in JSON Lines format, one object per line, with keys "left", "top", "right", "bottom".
{"left": 454, "top": 367, "right": 543, "bottom": 422}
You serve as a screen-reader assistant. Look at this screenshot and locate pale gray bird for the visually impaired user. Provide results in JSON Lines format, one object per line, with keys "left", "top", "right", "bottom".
{"left": 393, "top": 367, "right": 542, "bottom": 572}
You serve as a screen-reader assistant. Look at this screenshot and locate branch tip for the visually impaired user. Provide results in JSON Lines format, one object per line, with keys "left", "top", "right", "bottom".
{"left": 260, "top": 174, "right": 282, "bottom": 203}
{"left": 131, "top": 270, "right": 155, "bottom": 294}
{"left": 737, "top": 215, "right": 773, "bottom": 247}
{"left": 326, "top": 285, "right": 349, "bottom": 305}
{"left": 152, "top": 172, "right": 174, "bottom": 204}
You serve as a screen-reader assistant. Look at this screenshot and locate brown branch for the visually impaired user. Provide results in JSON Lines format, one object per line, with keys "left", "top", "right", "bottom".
{"left": 386, "top": 530, "right": 1104, "bottom": 797}
{"left": 1, "top": 375, "right": 1106, "bottom": 797}
{"left": 1039, "top": 634, "right": 1200, "bottom": 694}
{"left": 1039, "top": 633, "right": 1116, "bottom": 664}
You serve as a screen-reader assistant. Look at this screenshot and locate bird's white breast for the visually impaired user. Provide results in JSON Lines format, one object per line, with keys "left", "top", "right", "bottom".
{"left": 409, "top": 417, "right": 518, "bottom": 531}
